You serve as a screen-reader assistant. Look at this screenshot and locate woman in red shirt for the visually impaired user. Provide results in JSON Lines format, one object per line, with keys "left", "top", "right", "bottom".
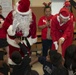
{"left": 0, "top": 5, "right": 8, "bottom": 52}
{"left": 38, "top": 2, "right": 53, "bottom": 56}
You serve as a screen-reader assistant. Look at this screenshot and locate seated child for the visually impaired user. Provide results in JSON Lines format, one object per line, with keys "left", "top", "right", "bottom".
{"left": 0, "top": 51, "right": 10, "bottom": 75}
{"left": 30, "top": 48, "right": 69, "bottom": 75}
{"left": 30, "top": 49, "right": 67, "bottom": 75}
{"left": 10, "top": 38, "right": 39, "bottom": 75}
{"left": 51, "top": 52, "right": 68, "bottom": 75}
{"left": 64, "top": 44, "right": 76, "bottom": 74}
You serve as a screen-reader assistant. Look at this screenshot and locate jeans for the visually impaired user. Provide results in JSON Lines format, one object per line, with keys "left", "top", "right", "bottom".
{"left": 42, "top": 39, "right": 53, "bottom": 56}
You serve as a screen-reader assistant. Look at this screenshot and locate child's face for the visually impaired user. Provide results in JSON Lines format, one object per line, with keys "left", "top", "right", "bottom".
{"left": 44, "top": 8, "right": 51, "bottom": 17}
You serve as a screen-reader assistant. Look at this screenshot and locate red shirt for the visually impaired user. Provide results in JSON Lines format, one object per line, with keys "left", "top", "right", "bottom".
{"left": 38, "top": 15, "right": 53, "bottom": 40}
{"left": 0, "top": 15, "right": 6, "bottom": 38}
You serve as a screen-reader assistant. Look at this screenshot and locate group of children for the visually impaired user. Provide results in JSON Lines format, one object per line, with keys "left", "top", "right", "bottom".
{"left": 0, "top": 39, "right": 76, "bottom": 75}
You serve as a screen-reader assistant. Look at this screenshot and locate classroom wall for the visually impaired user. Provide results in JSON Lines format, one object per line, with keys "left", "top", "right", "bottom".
{"left": 14, "top": 0, "right": 50, "bottom": 6}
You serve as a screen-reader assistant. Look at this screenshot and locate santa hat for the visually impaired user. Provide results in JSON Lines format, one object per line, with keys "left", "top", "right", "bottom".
{"left": 59, "top": 8, "right": 70, "bottom": 19}
{"left": 16, "top": 0, "right": 31, "bottom": 15}
{"left": 64, "top": 1, "right": 71, "bottom": 7}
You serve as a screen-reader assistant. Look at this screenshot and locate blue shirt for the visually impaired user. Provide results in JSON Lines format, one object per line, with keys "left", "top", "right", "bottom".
{"left": 38, "top": 56, "right": 55, "bottom": 75}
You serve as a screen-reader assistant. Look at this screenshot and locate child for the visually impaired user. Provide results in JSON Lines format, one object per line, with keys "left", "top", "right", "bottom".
{"left": 64, "top": 44, "right": 76, "bottom": 74}
{"left": 25, "top": 70, "right": 39, "bottom": 75}
{"left": 51, "top": 52, "right": 68, "bottom": 75}
{"left": 30, "top": 49, "right": 68, "bottom": 75}
{"left": 10, "top": 38, "right": 39, "bottom": 75}
{"left": 38, "top": 2, "right": 53, "bottom": 56}
{"left": 30, "top": 50, "right": 57, "bottom": 75}
{"left": 0, "top": 51, "right": 10, "bottom": 75}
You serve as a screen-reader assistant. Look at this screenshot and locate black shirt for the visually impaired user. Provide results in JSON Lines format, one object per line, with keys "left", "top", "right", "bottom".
{"left": 38, "top": 56, "right": 55, "bottom": 75}
{"left": 0, "top": 63, "right": 10, "bottom": 75}
{"left": 11, "top": 43, "right": 31, "bottom": 75}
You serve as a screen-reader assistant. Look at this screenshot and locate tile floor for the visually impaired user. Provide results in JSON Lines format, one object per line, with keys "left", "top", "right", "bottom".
{"left": 31, "top": 52, "right": 44, "bottom": 75}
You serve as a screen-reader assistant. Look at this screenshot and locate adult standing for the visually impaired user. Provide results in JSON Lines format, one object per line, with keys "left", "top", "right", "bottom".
{"left": 0, "top": 5, "right": 8, "bottom": 53}
{"left": 3, "top": 0, "right": 37, "bottom": 64}
{"left": 51, "top": 8, "right": 74, "bottom": 57}
{"left": 38, "top": 2, "right": 53, "bottom": 56}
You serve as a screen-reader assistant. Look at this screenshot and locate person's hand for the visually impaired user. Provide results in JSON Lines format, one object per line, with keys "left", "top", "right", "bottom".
{"left": 54, "top": 41, "right": 58, "bottom": 50}
{"left": 15, "top": 38, "right": 21, "bottom": 44}
{"left": 58, "top": 39, "right": 63, "bottom": 45}
{"left": 46, "top": 20, "right": 50, "bottom": 27}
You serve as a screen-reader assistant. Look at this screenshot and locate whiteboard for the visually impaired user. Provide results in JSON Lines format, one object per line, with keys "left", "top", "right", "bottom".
{"left": 0, "top": 0, "right": 12, "bottom": 17}
{"left": 51, "top": 0, "right": 65, "bottom": 15}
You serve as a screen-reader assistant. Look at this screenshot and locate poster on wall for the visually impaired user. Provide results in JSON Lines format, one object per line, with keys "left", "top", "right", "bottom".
{"left": 0, "top": 0, "right": 12, "bottom": 17}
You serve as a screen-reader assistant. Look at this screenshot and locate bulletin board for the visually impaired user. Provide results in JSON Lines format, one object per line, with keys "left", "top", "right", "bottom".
{"left": 31, "top": 7, "right": 44, "bottom": 32}
{"left": 0, "top": 0, "right": 12, "bottom": 17}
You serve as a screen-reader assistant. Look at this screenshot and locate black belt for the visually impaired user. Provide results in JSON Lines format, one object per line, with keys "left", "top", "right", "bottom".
{"left": 8, "top": 35, "right": 31, "bottom": 49}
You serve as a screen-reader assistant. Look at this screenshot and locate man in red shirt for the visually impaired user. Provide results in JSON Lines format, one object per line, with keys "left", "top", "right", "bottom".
{"left": 51, "top": 8, "right": 74, "bottom": 57}
{"left": 38, "top": 2, "right": 53, "bottom": 56}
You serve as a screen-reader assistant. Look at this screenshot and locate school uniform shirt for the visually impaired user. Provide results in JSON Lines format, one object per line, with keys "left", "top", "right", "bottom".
{"left": 11, "top": 56, "right": 31, "bottom": 75}
{"left": 38, "top": 56, "right": 55, "bottom": 75}
{"left": 10, "top": 40, "right": 31, "bottom": 75}
{"left": 51, "top": 14, "right": 74, "bottom": 57}
{"left": 51, "top": 66, "right": 68, "bottom": 75}
{"left": 38, "top": 15, "right": 53, "bottom": 40}
{"left": 0, "top": 63, "right": 10, "bottom": 75}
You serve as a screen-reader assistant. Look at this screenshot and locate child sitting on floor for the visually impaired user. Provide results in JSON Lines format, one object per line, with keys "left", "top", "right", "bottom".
{"left": 10, "top": 38, "right": 39, "bottom": 75}
{"left": 0, "top": 50, "right": 10, "bottom": 75}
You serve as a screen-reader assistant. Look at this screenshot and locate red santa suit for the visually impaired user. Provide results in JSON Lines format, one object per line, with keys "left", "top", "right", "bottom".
{"left": 3, "top": 0, "right": 37, "bottom": 60}
{"left": 51, "top": 8, "right": 74, "bottom": 57}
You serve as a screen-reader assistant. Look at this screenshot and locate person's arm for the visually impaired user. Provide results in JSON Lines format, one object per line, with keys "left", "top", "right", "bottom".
{"left": 2, "top": 11, "right": 13, "bottom": 33}
{"left": 60, "top": 20, "right": 73, "bottom": 43}
{"left": 51, "top": 16, "right": 58, "bottom": 50}
{"left": 38, "top": 20, "right": 50, "bottom": 30}
{"left": 73, "top": 21, "right": 75, "bottom": 28}
{"left": 15, "top": 38, "right": 31, "bottom": 67}
{"left": 30, "top": 56, "right": 46, "bottom": 66}
{"left": 30, "top": 57, "right": 38, "bottom": 66}
{"left": 57, "top": 39, "right": 62, "bottom": 55}
{"left": 15, "top": 38, "right": 28, "bottom": 55}
{"left": 28, "top": 12, "right": 37, "bottom": 46}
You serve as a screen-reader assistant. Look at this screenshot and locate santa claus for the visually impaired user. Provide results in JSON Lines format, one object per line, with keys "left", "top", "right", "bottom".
{"left": 3, "top": 0, "right": 37, "bottom": 59}
{"left": 51, "top": 8, "right": 74, "bottom": 57}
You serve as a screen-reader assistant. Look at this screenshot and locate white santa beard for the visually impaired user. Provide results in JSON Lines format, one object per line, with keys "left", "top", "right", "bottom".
{"left": 12, "top": 11, "right": 32, "bottom": 37}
